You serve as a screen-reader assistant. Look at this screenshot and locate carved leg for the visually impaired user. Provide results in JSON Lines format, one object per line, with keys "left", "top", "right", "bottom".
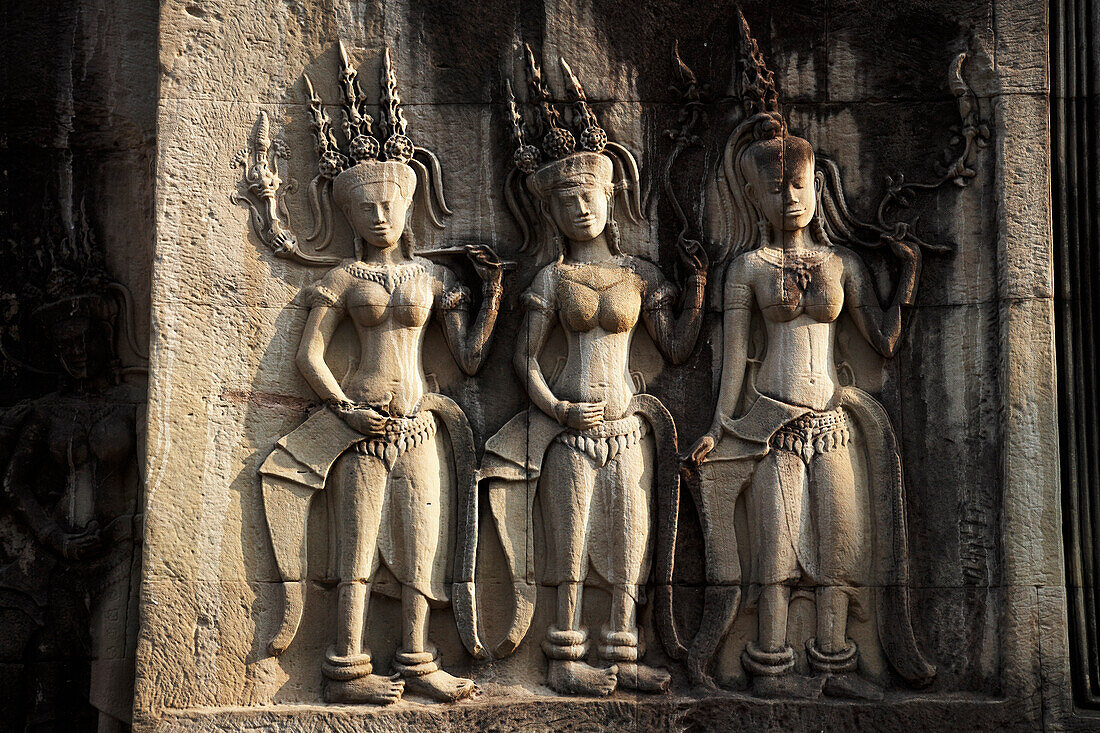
{"left": 398, "top": 587, "right": 479, "bottom": 702}
{"left": 604, "top": 585, "right": 670, "bottom": 693}
{"left": 744, "top": 453, "right": 822, "bottom": 698}
{"left": 324, "top": 452, "right": 403, "bottom": 705}
{"left": 600, "top": 438, "right": 667, "bottom": 693}
{"left": 809, "top": 447, "right": 881, "bottom": 700}
{"left": 539, "top": 444, "right": 617, "bottom": 696}
{"left": 543, "top": 582, "right": 617, "bottom": 696}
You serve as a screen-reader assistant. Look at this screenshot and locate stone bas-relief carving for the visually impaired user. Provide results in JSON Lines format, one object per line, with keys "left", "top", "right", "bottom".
{"left": 254, "top": 47, "right": 503, "bottom": 705}
{"left": 204, "top": 8, "right": 1001, "bottom": 723}
{"left": 0, "top": 225, "right": 147, "bottom": 730}
{"left": 682, "top": 11, "right": 985, "bottom": 697}
{"left": 481, "top": 47, "right": 707, "bottom": 696}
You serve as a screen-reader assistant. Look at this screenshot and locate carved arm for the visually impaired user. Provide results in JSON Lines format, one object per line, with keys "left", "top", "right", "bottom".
{"left": 843, "top": 243, "right": 921, "bottom": 359}
{"left": 644, "top": 270, "right": 706, "bottom": 365}
{"left": 295, "top": 306, "right": 352, "bottom": 405}
{"left": 438, "top": 255, "right": 504, "bottom": 377}
{"left": 2, "top": 415, "right": 102, "bottom": 560}
{"left": 687, "top": 264, "right": 752, "bottom": 464}
{"left": 643, "top": 238, "right": 708, "bottom": 365}
{"left": 512, "top": 308, "right": 561, "bottom": 421}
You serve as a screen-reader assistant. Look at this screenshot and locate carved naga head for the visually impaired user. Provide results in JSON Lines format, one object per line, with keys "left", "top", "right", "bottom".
{"left": 303, "top": 44, "right": 450, "bottom": 258}
{"left": 503, "top": 47, "right": 642, "bottom": 255}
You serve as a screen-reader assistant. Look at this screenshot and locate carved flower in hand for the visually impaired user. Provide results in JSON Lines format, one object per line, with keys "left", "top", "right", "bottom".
{"left": 384, "top": 134, "right": 415, "bottom": 164}
{"left": 318, "top": 150, "right": 348, "bottom": 179}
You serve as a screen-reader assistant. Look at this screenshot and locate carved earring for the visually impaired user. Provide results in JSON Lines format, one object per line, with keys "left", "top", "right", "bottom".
{"left": 757, "top": 219, "right": 770, "bottom": 250}
{"left": 353, "top": 235, "right": 364, "bottom": 261}
{"left": 607, "top": 194, "right": 622, "bottom": 255}
{"left": 811, "top": 213, "right": 830, "bottom": 247}
{"left": 608, "top": 218, "right": 622, "bottom": 255}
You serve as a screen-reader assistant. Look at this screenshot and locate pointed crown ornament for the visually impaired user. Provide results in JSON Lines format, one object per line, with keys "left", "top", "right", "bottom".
{"left": 301, "top": 42, "right": 450, "bottom": 251}
{"left": 710, "top": 7, "right": 985, "bottom": 265}
{"left": 503, "top": 45, "right": 641, "bottom": 251}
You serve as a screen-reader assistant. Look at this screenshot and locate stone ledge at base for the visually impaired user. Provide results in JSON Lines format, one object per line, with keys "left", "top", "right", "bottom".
{"left": 148, "top": 695, "right": 1031, "bottom": 733}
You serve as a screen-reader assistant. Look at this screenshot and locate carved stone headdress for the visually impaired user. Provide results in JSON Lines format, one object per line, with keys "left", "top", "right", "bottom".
{"left": 0, "top": 206, "right": 147, "bottom": 380}
{"left": 302, "top": 43, "right": 451, "bottom": 252}
{"left": 710, "top": 9, "right": 973, "bottom": 263}
{"left": 504, "top": 45, "right": 642, "bottom": 253}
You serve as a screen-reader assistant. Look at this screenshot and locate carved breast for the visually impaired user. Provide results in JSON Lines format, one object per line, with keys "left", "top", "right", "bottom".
{"left": 557, "top": 264, "right": 642, "bottom": 334}
{"left": 755, "top": 248, "right": 844, "bottom": 324}
{"left": 345, "top": 265, "right": 432, "bottom": 329}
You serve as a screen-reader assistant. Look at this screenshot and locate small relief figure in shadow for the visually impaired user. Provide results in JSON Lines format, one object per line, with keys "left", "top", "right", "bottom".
{"left": 480, "top": 48, "right": 706, "bottom": 697}
{"left": 683, "top": 11, "right": 939, "bottom": 700}
{"left": 0, "top": 236, "right": 147, "bottom": 732}
{"left": 257, "top": 46, "right": 502, "bottom": 705}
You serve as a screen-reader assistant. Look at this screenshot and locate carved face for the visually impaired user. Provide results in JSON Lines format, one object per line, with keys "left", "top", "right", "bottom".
{"left": 52, "top": 316, "right": 110, "bottom": 380}
{"left": 548, "top": 180, "right": 610, "bottom": 243}
{"left": 341, "top": 181, "right": 412, "bottom": 250}
{"left": 743, "top": 137, "right": 818, "bottom": 233}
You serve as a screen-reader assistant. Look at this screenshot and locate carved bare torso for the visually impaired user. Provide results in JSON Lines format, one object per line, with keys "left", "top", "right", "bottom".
{"left": 744, "top": 246, "right": 845, "bottom": 411}
{"left": 340, "top": 263, "right": 434, "bottom": 415}
{"left": 305, "top": 260, "right": 472, "bottom": 416}
{"left": 551, "top": 260, "right": 645, "bottom": 419}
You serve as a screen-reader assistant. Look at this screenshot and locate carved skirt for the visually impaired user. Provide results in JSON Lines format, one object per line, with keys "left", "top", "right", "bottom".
{"left": 538, "top": 413, "right": 654, "bottom": 591}
{"left": 328, "top": 412, "right": 453, "bottom": 603}
{"left": 746, "top": 407, "right": 863, "bottom": 587}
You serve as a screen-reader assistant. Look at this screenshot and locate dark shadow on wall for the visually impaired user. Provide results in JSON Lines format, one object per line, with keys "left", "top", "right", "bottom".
{"left": 0, "top": 0, "right": 158, "bottom": 730}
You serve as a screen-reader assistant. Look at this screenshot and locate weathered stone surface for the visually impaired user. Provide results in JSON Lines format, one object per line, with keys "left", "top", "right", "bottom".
{"left": 0, "top": 0, "right": 1083, "bottom": 729}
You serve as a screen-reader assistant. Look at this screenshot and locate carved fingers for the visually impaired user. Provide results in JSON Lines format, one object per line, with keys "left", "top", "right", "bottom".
{"left": 464, "top": 244, "right": 505, "bottom": 282}
{"left": 54, "top": 523, "right": 105, "bottom": 561}
{"left": 685, "top": 428, "right": 719, "bottom": 467}
{"left": 554, "top": 400, "right": 606, "bottom": 430}
{"left": 676, "top": 236, "right": 709, "bottom": 276}
{"left": 330, "top": 400, "right": 389, "bottom": 435}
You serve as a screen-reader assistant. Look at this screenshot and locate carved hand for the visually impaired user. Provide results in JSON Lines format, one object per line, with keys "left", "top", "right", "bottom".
{"left": 329, "top": 400, "right": 388, "bottom": 436}
{"left": 464, "top": 244, "right": 504, "bottom": 286}
{"left": 49, "top": 522, "right": 105, "bottom": 561}
{"left": 685, "top": 425, "right": 722, "bottom": 466}
{"left": 676, "top": 236, "right": 709, "bottom": 278}
{"left": 885, "top": 235, "right": 922, "bottom": 306}
{"left": 554, "top": 400, "right": 606, "bottom": 430}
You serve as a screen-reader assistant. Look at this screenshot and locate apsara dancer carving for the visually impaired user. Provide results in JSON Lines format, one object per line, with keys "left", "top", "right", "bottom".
{"left": 683, "top": 11, "right": 943, "bottom": 698}
{"left": 256, "top": 45, "right": 503, "bottom": 705}
{"left": 480, "top": 46, "right": 707, "bottom": 696}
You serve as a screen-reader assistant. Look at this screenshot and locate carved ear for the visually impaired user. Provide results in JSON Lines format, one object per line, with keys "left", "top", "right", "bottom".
{"left": 743, "top": 182, "right": 755, "bottom": 202}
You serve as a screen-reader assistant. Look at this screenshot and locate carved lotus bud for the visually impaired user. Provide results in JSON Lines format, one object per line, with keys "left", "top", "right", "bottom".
{"left": 579, "top": 126, "right": 607, "bottom": 153}
{"left": 384, "top": 133, "right": 415, "bottom": 163}
{"left": 318, "top": 150, "right": 349, "bottom": 178}
{"left": 349, "top": 134, "right": 380, "bottom": 162}
{"left": 542, "top": 128, "right": 576, "bottom": 160}
{"left": 513, "top": 144, "right": 541, "bottom": 174}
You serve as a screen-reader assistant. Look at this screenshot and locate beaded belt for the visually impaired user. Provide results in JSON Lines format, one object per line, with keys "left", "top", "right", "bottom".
{"left": 556, "top": 413, "right": 647, "bottom": 467}
{"left": 354, "top": 411, "right": 437, "bottom": 470}
{"left": 769, "top": 407, "right": 849, "bottom": 463}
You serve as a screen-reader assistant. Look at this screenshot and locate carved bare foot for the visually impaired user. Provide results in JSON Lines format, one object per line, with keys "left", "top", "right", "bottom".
{"left": 547, "top": 659, "right": 618, "bottom": 697}
{"left": 751, "top": 674, "right": 824, "bottom": 700}
{"left": 324, "top": 674, "right": 404, "bottom": 705}
{"left": 404, "top": 669, "right": 480, "bottom": 702}
{"left": 616, "top": 662, "right": 671, "bottom": 693}
{"left": 822, "top": 673, "right": 884, "bottom": 701}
